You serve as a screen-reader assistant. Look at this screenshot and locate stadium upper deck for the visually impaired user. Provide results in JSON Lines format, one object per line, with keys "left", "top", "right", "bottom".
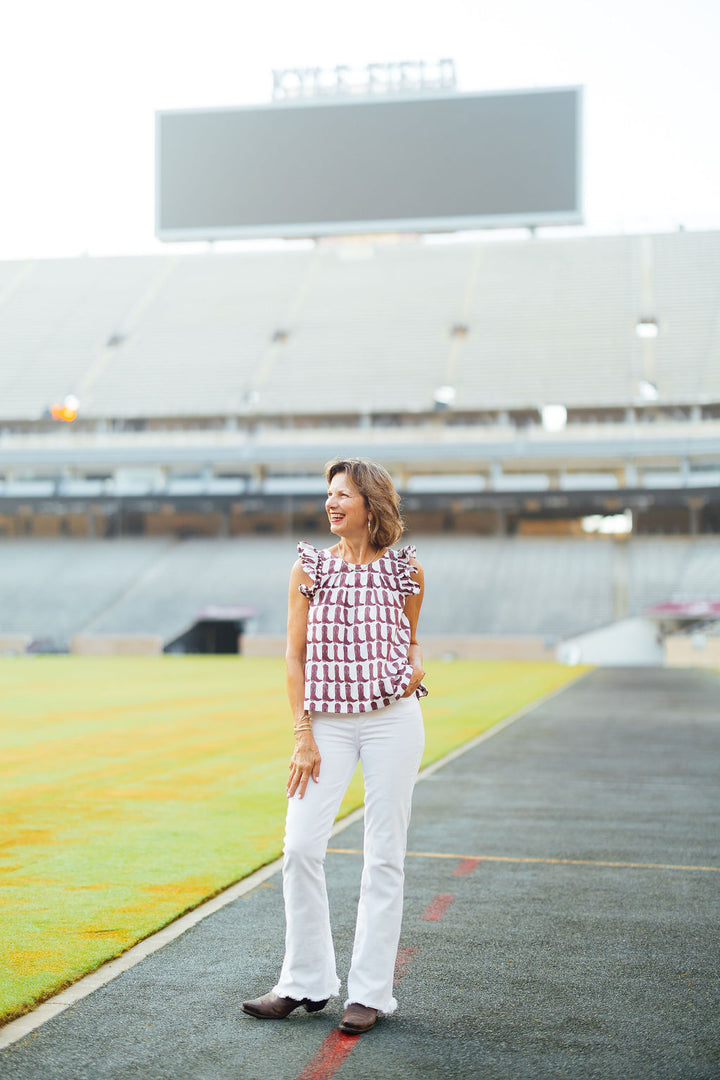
{"left": 0, "top": 229, "right": 718, "bottom": 420}
{"left": 0, "top": 230, "right": 718, "bottom": 535}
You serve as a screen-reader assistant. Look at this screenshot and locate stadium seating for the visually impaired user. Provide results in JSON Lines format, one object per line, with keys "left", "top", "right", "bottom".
{"left": 0, "top": 257, "right": 165, "bottom": 419}
{"left": 1, "top": 231, "right": 718, "bottom": 421}
{"left": 1, "top": 536, "right": 719, "bottom": 650}
{"left": 627, "top": 538, "right": 720, "bottom": 612}
{"left": 0, "top": 537, "right": 175, "bottom": 646}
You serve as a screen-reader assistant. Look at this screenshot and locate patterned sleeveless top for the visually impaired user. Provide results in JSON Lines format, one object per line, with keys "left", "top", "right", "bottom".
{"left": 298, "top": 541, "right": 429, "bottom": 713}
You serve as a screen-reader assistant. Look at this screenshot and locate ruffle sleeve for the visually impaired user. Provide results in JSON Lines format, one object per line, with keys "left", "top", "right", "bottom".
{"left": 297, "top": 541, "right": 321, "bottom": 599}
{"left": 395, "top": 544, "right": 422, "bottom": 596}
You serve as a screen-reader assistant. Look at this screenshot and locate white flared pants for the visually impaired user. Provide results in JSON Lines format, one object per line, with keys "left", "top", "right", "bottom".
{"left": 273, "top": 694, "right": 425, "bottom": 1014}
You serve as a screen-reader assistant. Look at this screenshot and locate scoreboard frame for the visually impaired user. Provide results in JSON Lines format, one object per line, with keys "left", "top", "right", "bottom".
{"left": 155, "top": 85, "right": 583, "bottom": 241}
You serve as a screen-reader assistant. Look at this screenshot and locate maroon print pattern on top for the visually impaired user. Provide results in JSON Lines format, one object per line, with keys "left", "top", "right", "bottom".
{"left": 298, "top": 542, "right": 429, "bottom": 713}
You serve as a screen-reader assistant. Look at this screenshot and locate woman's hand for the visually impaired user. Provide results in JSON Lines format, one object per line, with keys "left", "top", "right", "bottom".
{"left": 287, "top": 733, "right": 321, "bottom": 799}
{"left": 402, "top": 644, "right": 425, "bottom": 698}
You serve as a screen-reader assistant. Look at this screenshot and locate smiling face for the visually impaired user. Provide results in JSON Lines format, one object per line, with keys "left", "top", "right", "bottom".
{"left": 326, "top": 470, "right": 369, "bottom": 540}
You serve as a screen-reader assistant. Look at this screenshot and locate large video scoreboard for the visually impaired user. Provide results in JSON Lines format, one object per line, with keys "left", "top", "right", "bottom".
{"left": 156, "top": 86, "right": 582, "bottom": 241}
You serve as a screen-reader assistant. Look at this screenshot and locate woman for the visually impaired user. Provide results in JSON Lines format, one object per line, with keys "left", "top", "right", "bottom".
{"left": 243, "top": 458, "right": 427, "bottom": 1035}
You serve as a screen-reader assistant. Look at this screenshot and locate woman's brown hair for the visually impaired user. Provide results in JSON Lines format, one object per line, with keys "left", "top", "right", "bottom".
{"left": 325, "top": 458, "right": 405, "bottom": 550}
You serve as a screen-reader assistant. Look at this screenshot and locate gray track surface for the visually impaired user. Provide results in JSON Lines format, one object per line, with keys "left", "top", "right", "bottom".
{"left": 2, "top": 668, "right": 718, "bottom": 1080}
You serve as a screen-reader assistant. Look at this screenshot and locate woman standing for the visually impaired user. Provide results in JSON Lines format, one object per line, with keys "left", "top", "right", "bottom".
{"left": 243, "top": 458, "right": 427, "bottom": 1034}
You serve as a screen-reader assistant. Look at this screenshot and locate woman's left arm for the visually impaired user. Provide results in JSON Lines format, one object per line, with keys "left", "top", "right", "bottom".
{"left": 402, "top": 558, "right": 426, "bottom": 697}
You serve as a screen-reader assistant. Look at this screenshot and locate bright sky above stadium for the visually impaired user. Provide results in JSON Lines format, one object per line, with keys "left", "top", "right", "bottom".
{"left": 2, "top": 0, "right": 718, "bottom": 259}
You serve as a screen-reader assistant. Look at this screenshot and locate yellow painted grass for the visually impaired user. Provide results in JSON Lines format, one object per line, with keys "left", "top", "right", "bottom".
{"left": 0, "top": 656, "right": 588, "bottom": 1024}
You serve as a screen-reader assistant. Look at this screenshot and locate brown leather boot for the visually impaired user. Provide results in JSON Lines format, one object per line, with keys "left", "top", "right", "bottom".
{"left": 338, "top": 1002, "right": 378, "bottom": 1034}
{"left": 242, "top": 992, "right": 329, "bottom": 1019}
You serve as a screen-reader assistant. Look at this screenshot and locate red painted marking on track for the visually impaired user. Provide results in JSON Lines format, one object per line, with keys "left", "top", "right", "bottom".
{"left": 295, "top": 1030, "right": 359, "bottom": 1080}
{"left": 393, "top": 946, "right": 419, "bottom": 984}
{"left": 421, "top": 893, "right": 455, "bottom": 921}
{"left": 453, "top": 857, "right": 482, "bottom": 877}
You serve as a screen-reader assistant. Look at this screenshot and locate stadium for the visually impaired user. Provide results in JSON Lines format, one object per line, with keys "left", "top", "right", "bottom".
{"left": 1, "top": 53, "right": 719, "bottom": 1080}
{"left": 1, "top": 228, "right": 719, "bottom": 663}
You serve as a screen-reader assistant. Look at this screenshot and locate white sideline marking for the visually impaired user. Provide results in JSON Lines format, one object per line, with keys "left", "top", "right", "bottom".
{"left": 0, "top": 672, "right": 585, "bottom": 1050}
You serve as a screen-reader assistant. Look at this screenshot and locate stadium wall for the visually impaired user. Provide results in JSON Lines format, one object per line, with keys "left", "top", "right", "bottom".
{"left": 665, "top": 633, "right": 720, "bottom": 669}
{"left": 71, "top": 634, "right": 164, "bottom": 656}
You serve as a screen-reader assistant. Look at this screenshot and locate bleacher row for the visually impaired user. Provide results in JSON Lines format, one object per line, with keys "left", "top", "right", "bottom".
{"left": 1, "top": 535, "right": 719, "bottom": 650}
{"left": 1, "top": 230, "right": 719, "bottom": 420}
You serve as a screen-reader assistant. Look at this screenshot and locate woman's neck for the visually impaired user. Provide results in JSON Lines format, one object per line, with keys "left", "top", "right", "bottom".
{"left": 335, "top": 534, "right": 381, "bottom": 565}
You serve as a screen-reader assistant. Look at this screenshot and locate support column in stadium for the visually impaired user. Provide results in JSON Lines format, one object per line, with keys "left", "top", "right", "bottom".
{"left": 638, "top": 237, "right": 658, "bottom": 392}
{"left": 612, "top": 538, "right": 630, "bottom": 620}
{"left": 688, "top": 497, "right": 704, "bottom": 537}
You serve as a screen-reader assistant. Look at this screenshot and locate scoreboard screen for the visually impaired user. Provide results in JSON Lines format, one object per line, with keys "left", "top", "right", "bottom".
{"left": 156, "top": 86, "right": 582, "bottom": 240}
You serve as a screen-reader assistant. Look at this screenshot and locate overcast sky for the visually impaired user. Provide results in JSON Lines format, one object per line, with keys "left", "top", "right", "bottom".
{"left": 1, "top": 0, "right": 718, "bottom": 260}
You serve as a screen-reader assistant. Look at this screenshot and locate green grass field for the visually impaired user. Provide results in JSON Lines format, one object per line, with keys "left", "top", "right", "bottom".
{"left": 0, "top": 656, "right": 588, "bottom": 1025}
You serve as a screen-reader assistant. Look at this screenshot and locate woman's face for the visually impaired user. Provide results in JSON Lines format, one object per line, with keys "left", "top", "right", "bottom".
{"left": 326, "top": 471, "right": 368, "bottom": 539}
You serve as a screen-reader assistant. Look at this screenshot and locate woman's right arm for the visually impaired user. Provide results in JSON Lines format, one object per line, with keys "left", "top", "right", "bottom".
{"left": 285, "top": 559, "right": 321, "bottom": 799}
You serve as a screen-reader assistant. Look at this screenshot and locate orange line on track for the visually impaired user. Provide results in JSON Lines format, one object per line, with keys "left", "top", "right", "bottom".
{"left": 453, "top": 857, "right": 482, "bottom": 876}
{"left": 295, "top": 1031, "right": 359, "bottom": 1080}
{"left": 421, "top": 894, "right": 455, "bottom": 921}
{"left": 294, "top": 940, "right": 422, "bottom": 1079}
{"left": 327, "top": 848, "right": 719, "bottom": 873}
{"left": 394, "top": 946, "right": 419, "bottom": 984}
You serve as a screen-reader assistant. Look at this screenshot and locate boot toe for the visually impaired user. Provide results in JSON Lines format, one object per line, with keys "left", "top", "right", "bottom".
{"left": 242, "top": 992, "right": 303, "bottom": 1019}
{"left": 338, "top": 1002, "right": 378, "bottom": 1034}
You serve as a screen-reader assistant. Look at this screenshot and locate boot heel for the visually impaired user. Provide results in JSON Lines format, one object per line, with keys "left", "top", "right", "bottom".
{"left": 303, "top": 998, "right": 329, "bottom": 1013}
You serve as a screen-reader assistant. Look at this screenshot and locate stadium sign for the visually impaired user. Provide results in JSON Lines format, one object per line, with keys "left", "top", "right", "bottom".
{"left": 271, "top": 60, "right": 457, "bottom": 100}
